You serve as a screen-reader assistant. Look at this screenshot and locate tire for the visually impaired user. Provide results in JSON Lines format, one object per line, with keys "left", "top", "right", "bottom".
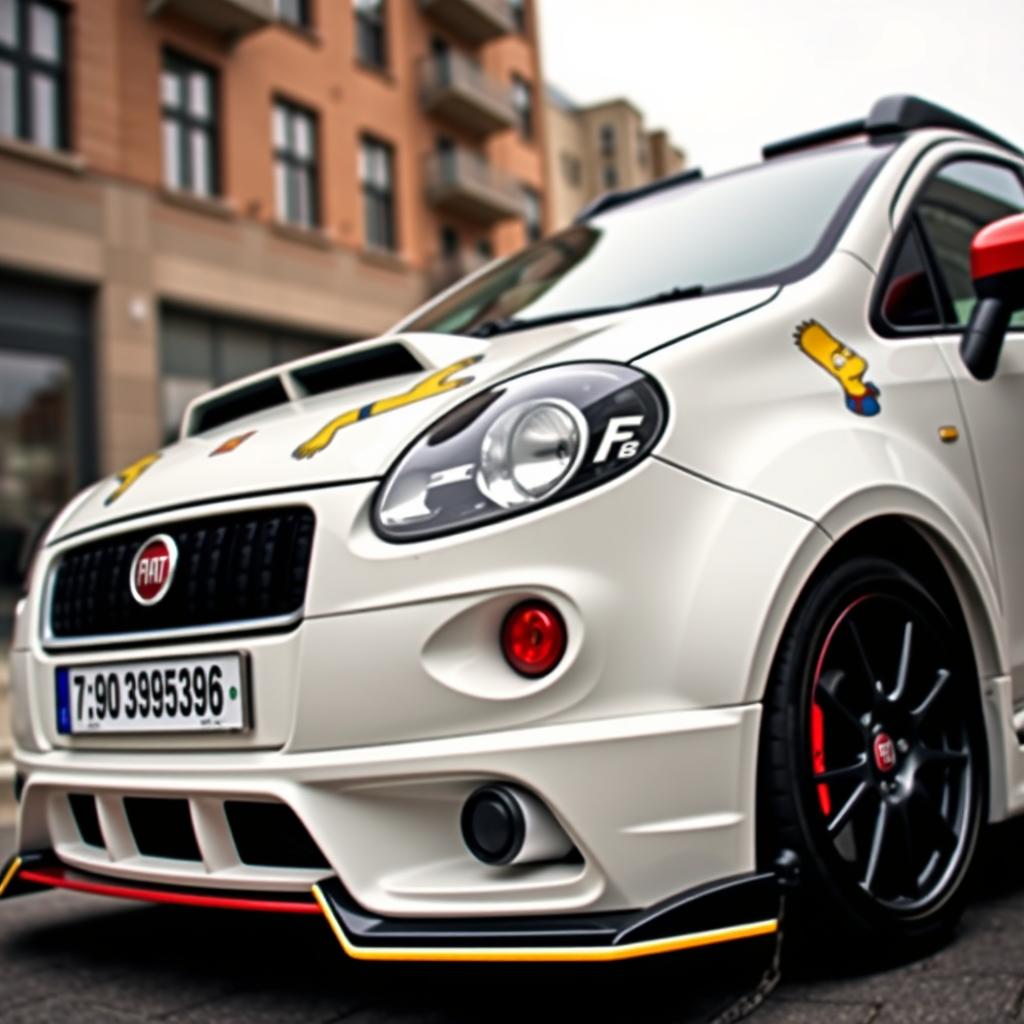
{"left": 760, "top": 555, "right": 986, "bottom": 949}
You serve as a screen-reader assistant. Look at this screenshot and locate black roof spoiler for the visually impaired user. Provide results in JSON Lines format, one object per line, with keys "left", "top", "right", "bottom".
{"left": 574, "top": 167, "right": 703, "bottom": 222}
{"left": 763, "top": 94, "right": 1022, "bottom": 160}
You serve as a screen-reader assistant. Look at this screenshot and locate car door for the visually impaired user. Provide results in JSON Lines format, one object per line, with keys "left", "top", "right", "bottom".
{"left": 907, "top": 157, "right": 1024, "bottom": 708}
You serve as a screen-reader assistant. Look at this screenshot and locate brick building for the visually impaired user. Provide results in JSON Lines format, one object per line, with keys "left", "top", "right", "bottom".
{"left": 544, "top": 85, "right": 685, "bottom": 230}
{"left": 0, "top": 0, "right": 547, "bottom": 648}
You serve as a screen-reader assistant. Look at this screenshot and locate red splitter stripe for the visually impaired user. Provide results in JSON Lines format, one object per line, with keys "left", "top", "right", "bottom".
{"left": 18, "top": 866, "right": 321, "bottom": 915}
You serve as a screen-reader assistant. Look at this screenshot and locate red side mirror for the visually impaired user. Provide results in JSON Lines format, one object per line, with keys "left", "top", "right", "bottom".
{"left": 960, "top": 213, "right": 1024, "bottom": 381}
{"left": 971, "top": 212, "right": 1024, "bottom": 291}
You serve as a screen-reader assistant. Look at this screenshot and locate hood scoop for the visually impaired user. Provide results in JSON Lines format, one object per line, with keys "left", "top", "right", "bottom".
{"left": 185, "top": 343, "right": 425, "bottom": 437}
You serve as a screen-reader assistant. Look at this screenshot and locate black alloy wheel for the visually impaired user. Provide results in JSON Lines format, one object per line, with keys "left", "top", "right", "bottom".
{"left": 761, "top": 556, "right": 985, "bottom": 947}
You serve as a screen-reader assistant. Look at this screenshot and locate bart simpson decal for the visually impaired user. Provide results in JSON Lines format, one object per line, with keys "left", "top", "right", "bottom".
{"left": 293, "top": 355, "right": 483, "bottom": 460}
{"left": 795, "top": 321, "right": 880, "bottom": 416}
{"left": 105, "top": 452, "right": 161, "bottom": 505}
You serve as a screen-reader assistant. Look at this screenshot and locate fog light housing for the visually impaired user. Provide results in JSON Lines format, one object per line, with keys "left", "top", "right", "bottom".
{"left": 501, "top": 600, "right": 567, "bottom": 677}
{"left": 461, "top": 784, "right": 574, "bottom": 866}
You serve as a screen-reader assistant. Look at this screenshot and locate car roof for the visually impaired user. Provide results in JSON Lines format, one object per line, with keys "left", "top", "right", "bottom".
{"left": 576, "top": 96, "right": 1021, "bottom": 224}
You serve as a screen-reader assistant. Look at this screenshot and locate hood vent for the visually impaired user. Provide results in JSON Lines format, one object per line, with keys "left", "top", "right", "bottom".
{"left": 191, "top": 376, "right": 290, "bottom": 435}
{"left": 292, "top": 343, "right": 422, "bottom": 396}
{"left": 184, "top": 342, "right": 425, "bottom": 438}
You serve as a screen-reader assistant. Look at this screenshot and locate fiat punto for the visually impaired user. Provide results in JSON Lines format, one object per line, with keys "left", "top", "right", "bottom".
{"left": 4, "top": 95, "right": 1024, "bottom": 960}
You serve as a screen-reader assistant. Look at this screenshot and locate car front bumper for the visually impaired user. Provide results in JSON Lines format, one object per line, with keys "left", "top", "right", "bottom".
{"left": 8, "top": 458, "right": 819, "bottom": 953}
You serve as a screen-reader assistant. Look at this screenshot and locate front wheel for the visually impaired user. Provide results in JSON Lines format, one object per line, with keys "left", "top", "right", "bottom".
{"left": 761, "top": 556, "right": 986, "bottom": 947}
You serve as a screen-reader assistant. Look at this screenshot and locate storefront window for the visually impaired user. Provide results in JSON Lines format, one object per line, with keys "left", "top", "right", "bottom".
{"left": 0, "top": 348, "right": 74, "bottom": 642}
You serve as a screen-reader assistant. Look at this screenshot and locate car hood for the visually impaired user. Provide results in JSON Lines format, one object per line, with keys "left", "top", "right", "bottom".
{"left": 51, "top": 288, "right": 777, "bottom": 541}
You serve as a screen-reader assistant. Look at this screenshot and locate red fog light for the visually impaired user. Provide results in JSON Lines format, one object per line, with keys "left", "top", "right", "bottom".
{"left": 501, "top": 601, "right": 567, "bottom": 677}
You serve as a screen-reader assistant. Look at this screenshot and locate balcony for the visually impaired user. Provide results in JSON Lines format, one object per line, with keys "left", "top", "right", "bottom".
{"left": 425, "top": 148, "right": 524, "bottom": 224}
{"left": 145, "top": 0, "right": 274, "bottom": 38}
{"left": 420, "top": 52, "right": 517, "bottom": 138}
{"left": 419, "top": 0, "right": 515, "bottom": 44}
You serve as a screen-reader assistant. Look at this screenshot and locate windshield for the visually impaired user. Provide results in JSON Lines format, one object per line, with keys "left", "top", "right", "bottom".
{"left": 401, "top": 142, "right": 893, "bottom": 337}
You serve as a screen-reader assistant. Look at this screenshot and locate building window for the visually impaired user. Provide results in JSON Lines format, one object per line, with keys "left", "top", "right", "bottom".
{"left": 360, "top": 135, "right": 396, "bottom": 251}
{"left": 602, "top": 164, "right": 618, "bottom": 190}
{"left": 274, "top": 0, "right": 310, "bottom": 27}
{"left": 512, "top": 75, "right": 533, "bottom": 140}
{"left": 161, "top": 53, "right": 218, "bottom": 197}
{"left": 439, "top": 225, "right": 459, "bottom": 260}
{"left": 560, "top": 152, "right": 582, "bottom": 188}
{"left": 273, "top": 99, "right": 318, "bottom": 228}
{"left": 599, "top": 123, "right": 615, "bottom": 157}
{"left": 476, "top": 238, "right": 493, "bottom": 261}
{"left": 0, "top": 0, "right": 67, "bottom": 150}
{"left": 354, "top": 0, "right": 387, "bottom": 70}
{"left": 508, "top": 0, "right": 526, "bottom": 32}
{"left": 522, "top": 185, "right": 541, "bottom": 242}
{"left": 160, "top": 308, "right": 342, "bottom": 443}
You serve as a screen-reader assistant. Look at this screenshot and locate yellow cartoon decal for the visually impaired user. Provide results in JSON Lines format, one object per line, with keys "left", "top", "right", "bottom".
{"left": 104, "top": 452, "right": 161, "bottom": 505}
{"left": 211, "top": 431, "right": 256, "bottom": 457}
{"left": 794, "top": 320, "right": 880, "bottom": 417}
{"left": 292, "top": 355, "right": 483, "bottom": 460}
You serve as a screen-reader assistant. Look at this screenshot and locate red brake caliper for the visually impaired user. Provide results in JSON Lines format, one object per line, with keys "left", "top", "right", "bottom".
{"left": 810, "top": 597, "right": 873, "bottom": 820}
{"left": 811, "top": 700, "right": 831, "bottom": 816}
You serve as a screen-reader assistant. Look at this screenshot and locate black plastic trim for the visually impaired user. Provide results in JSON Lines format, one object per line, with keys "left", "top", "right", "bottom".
{"left": 574, "top": 167, "right": 704, "bottom": 222}
{"left": 316, "top": 870, "right": 779, "bottom": 950}
{"left": 764, "top": 94, "right": 1022, "bottom": 160}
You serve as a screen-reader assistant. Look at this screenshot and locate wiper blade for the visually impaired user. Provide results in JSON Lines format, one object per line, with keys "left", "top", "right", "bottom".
{"left": 464, "top": 285, "right": 704, "bottom": 338}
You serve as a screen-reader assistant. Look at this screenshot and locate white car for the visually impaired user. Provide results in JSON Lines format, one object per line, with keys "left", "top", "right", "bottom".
{"left": 4, "top": 95, "right": 1024, "bottom": 961}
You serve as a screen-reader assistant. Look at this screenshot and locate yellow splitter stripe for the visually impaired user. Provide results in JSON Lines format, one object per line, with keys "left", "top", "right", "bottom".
{"left": 0, "top": 856, "right": 23, "bottom": 898}
{"left": 312, "top": 884, "right": 777, "bottom": 963}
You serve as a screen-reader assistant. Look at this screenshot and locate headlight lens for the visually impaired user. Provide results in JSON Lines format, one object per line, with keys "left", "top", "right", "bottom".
{"left": 374, "top": 363, "right": 666, "bottom": 541}
{"left": 478, "top": 399, "right": 587, "bottom": 508}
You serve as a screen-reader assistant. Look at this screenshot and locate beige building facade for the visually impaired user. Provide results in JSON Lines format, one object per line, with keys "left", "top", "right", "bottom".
{"left": 544, "top": 85, "right": 685, "bottom": 229}
{"left": 0, "top": 0, "right": 548, "bottom": 654}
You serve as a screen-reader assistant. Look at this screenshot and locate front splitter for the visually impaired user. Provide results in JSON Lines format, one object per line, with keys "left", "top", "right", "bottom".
{"left": 1, "top": 850, "right": 778, "bottom": 963}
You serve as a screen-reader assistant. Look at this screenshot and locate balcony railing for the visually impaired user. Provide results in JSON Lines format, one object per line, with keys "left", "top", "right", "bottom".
{"left": 419, "top": 52, "right": 517, "bottom": 138}
{"left": 419, "top": 0, "right": 515, "bottom": 44}
{"left": 424, "top": 148, "right": 524, "bottom": 224}
{"left": 145, "top": 0, "right": 274, "bottom": 37}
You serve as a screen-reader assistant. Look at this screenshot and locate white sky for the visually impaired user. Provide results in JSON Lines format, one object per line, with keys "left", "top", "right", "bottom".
{"left": 537, "top": 0, "right": 1024, "bottom": 174}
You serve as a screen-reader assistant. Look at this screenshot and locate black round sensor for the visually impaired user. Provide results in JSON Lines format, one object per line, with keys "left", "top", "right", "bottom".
{"left": 461, "top": 785, "right": 526, "bottom": 865}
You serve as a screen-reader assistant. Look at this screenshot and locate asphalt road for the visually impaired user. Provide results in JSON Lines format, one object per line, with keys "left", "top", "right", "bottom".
{"left": 4, "top": 818, "right": 1024, "bottom": 1023}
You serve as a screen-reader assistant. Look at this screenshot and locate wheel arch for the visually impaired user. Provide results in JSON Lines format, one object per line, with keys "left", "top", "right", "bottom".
{"left": 751, "top": 505, "right": 1009, "bottom": 823}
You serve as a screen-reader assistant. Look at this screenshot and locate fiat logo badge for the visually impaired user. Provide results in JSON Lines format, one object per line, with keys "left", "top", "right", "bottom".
{"left": 129, "top": 534, "right": 178, "bottom": 606}
{"left": 873, "top": 733, "right": 897, "bottom": 774}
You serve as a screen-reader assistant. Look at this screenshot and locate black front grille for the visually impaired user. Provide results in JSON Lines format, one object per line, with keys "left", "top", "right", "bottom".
{"left": 49, "top": 507, "right": 315, "bottom": 639}
{"left": 224, "top": 801, "right": 330, "bottom": 869}
{"left": 68, "top": 793, "right": 104, "bottom": 848}
{"left": 123, "top": 797, "right": 202, "bottom": 861}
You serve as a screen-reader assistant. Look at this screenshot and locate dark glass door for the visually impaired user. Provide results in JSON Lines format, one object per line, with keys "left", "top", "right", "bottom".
{"left": 0, "top": 272, "right": 94, "bottom": 644}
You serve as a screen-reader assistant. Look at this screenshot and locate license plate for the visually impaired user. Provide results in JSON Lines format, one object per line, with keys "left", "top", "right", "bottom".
{"left": 56, "top": 655, "right": 248, "bottom": 735}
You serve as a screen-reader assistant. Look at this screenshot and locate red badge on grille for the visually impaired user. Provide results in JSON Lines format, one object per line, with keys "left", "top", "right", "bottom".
{"left": 129, "top": 534, "right": 178, "bottom": 606}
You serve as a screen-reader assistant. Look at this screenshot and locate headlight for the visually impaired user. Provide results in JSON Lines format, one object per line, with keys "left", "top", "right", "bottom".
{"left": 374, "top": 363, "right": 666, "bottom": 541}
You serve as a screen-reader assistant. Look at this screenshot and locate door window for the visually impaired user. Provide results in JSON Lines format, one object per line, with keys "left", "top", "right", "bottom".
{"left": 915, "top": 159, "right": 1024, "bottom": 328}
